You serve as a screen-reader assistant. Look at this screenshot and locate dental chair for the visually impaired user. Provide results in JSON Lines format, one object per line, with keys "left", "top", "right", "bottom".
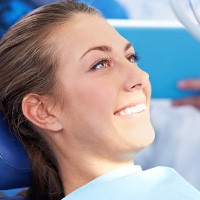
{"left": 0, "top": 114, "right": 31, "bottom": 200}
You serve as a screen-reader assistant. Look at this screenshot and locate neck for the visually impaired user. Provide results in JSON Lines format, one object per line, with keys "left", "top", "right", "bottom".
{"left": 59, "top": 153, "right": 134, "bottom": 195}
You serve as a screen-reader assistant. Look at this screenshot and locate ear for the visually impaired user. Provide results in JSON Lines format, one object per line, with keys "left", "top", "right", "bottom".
{"left": 22, "top": 94, "right": 62, "bottom": 132}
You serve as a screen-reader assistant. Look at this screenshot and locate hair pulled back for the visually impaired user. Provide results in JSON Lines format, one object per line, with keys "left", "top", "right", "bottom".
{"left": 0, "top": 1, "right": 99, "bottom": 199}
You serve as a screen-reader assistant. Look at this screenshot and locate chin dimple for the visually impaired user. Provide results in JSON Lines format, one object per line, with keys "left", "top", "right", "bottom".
{"left": 117, "top": 104, "right": 146, "bottom": 116}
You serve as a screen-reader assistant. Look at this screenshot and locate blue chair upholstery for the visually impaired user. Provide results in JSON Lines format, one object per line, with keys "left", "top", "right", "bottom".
{"left": 0, "top": 114, "right": 31, "bottom": 193}
{"left": 2, "top": 198, "right": 28, "bottom": 200}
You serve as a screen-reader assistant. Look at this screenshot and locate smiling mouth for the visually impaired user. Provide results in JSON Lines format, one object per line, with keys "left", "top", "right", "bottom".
{"left": 114, "top": 104, "right": 147, "bottom": 116}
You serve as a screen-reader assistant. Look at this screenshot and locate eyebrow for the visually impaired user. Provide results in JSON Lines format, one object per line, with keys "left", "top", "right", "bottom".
{"left": 79, "top": 42, "right": 133, "bottom": 60}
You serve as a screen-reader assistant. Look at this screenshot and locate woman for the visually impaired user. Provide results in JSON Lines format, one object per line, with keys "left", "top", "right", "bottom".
{"left": 0, "top": 1, "right": 199, "bottom": 200}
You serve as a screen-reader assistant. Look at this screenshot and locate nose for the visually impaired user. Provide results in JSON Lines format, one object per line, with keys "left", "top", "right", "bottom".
{"left": 123, "top": 64, "right": 150, "bottom": 92}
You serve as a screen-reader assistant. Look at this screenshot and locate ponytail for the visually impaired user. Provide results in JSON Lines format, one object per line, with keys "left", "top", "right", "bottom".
{"left": 26, "top": 134, "right": 64, "bottom": 199}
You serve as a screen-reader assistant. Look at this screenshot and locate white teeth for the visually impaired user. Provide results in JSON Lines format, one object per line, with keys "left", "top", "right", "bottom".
{"left": 119, "top": 111, "right": 126, "bottom": 116}
{"left": 124, "top": 108, "right": 132, "bottom": 115}
{"left": 118, "top": 104, "right": 146, "bottom": 116}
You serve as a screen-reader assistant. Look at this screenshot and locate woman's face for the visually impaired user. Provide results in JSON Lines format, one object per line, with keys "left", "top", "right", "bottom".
{"left": 52, "top": 13, "right": 155, "bottom": 161}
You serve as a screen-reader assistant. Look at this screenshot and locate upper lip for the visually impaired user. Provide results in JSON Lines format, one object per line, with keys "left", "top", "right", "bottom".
{"left": 114, "top": 100, "right": 147, "bottom": 115}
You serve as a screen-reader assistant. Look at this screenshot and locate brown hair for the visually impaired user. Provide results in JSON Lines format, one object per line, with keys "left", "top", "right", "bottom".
{"left": 0, "top": 1, "right": 99, "bottom": 199}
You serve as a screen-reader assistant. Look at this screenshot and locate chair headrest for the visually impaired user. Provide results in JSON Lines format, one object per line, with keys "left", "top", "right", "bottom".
{"left": 0, "top": 114, "right": 31, "bottom": 190}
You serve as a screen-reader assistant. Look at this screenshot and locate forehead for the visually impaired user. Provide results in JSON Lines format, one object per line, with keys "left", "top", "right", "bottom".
{"left": 50, "top": 13, "right": 127, "bottom": 57}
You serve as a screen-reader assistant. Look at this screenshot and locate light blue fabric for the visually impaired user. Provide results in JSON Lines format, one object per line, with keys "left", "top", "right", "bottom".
{"left": 62, "top": 165, "right": 200, "bottom": 200}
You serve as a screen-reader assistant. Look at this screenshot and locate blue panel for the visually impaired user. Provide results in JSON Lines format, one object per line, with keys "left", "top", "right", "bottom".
{"left": 115, "top": 26, "right": 200, "bottom": 99}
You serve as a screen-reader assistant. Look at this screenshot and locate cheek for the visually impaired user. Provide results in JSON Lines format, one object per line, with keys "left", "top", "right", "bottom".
{"left": 74, "top": 80, "right": 116, "bottom": 115}
{"left": 60, "top": 80, "right": 118, "bottom": 149}
{"left": 69, "top": 80, "right": 117, "bottom": 140}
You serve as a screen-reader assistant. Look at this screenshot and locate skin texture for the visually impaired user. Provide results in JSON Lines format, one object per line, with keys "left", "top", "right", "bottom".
{"left": 173, "top": 79, "right": 200, "bottom": 109}
{"left": 22, "top": 13, "right": 155, "bottom": 194}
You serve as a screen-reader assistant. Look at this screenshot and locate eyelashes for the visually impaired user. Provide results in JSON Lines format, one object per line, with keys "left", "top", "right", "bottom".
{"left": 90, "top": 52, "right": 140, "bottom": 71}
{"left": 90, "top": 58, "right": 110, "bottom": 70}
{"left": 129, "top": 52, "right": 140, "bottom": 63}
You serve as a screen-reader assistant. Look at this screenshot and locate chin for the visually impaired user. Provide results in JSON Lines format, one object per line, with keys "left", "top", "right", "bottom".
{"left": 124, "top": 123, "right": 155, "bottom": 153}
{"left": 136, "top": 125, "right": 155, "bottom": 152}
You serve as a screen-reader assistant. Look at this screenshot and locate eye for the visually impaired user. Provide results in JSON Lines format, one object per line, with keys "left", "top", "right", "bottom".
{"left": 127, "top": 52, "right": 140, "bottom": 63}
{"left": 91, "top": 58, "right": 110, "bottom": 70}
